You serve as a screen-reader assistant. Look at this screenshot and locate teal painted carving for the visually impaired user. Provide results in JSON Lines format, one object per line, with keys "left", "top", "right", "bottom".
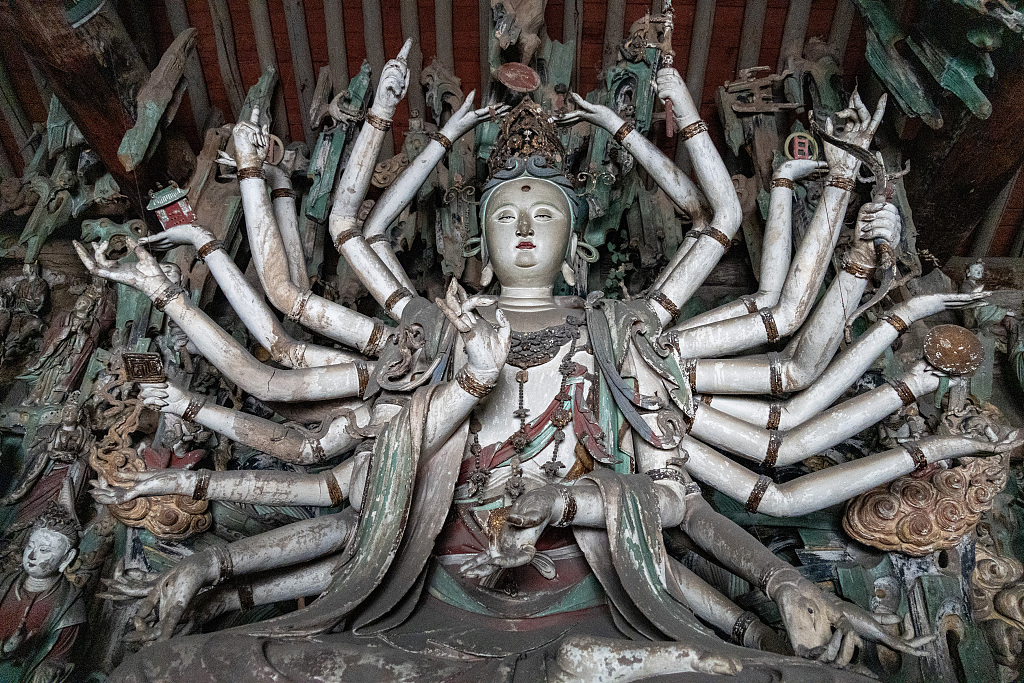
{"left": 118, "top": 29, "right": 197, "bottom": 173}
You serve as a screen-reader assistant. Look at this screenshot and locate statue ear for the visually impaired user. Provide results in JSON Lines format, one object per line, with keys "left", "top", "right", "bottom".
{"left": 561, "top": 261, "right": 576, "bottom": 287}
{"left": 481, "top": 261, "right": 494, "bottom": 287}
{"left": 58, "top": 547, "right": 77, "bottom": 575}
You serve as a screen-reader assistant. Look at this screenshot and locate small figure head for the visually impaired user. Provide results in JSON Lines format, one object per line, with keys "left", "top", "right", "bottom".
{"left": 968, "top": 259, "right": 985, "bottom": 281}
{"left": 23, "top": 502, "right": 80, "bottom": 580}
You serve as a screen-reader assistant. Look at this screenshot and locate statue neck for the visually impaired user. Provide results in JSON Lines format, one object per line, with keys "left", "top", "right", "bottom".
{"left": 22, "top": 574, "right": 59, "bottom": 594}
{"left": 498, "top": 286, "right": 556, "bottom": 312}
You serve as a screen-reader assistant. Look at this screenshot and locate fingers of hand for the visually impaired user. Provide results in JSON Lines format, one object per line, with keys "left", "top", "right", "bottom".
{"left": 435, "top": 298, "right": 471, "bottom": 334}
{"left": 460, "top": 90, "right": 475, "bottom": 114}
{"left": 250, "top": 107, "right": 261, "bottom": 125}
{"left": 869, "top": 94, "right": 888, "bottom": 134}
{"left": 398, "top": 37, "right": 412, "bottom": 60}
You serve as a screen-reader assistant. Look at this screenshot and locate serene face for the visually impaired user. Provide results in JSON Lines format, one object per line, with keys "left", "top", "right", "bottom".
{"left": 484, "top": 179, "right": 572, "bottom": 289}
{"left": 22, "top": 528, "right": 73, "bottom": 580}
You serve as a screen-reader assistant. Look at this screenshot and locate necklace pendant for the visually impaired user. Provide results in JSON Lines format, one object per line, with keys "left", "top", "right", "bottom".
{"left": 541, "top": 459, "right": 565, "bottom": 477}
{"left": 551, "top": 408, "right": 572, "bottom": 428}
{"left": 468, "top": 469, "right": 490, "bottom": 495}
{"left": 505, "top": 474, "right": 525, "bottom": 500}
{"left": 511, "top": 428, "right": 529, "bottom": 453}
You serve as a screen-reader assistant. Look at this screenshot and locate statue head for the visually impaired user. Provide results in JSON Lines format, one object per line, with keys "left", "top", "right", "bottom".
{"left": 23, "top": 502, "right": 80, "bottom": 581}
{"left": 477, "top": 98, "right": 593, "bottom": 291}
{"left": 968, "top": 259, "right": 985, "bottom": 281}
{"left": 479, "top": 157, "right": 581, "bottom": 290}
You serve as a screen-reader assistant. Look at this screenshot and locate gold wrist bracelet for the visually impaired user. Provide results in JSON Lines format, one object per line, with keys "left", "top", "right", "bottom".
{"left": 334, "top": 228, "right": 361, "bottom": 251}
{"left": 456, "top": 368, "right": 494, "bottom": 398}
{"left": 428, "top": 130, "right": 453, "bottom": 152}
{"left": 196, "top": 240, "right": 224, "bottom": 263}
{"left": 680, "top": 120, "right": 708, "bottom": 141}
{"left": 613, "top": 121, "right": 635, "bottom": 144}
{"left": 192, "top": 469, "right": 211, "bottom": 501}
{"left": 366, "top": 112, "right": 392, "bottom": 131}
{"left": 237, "top": 166, "right": 266, "bottom": 181}
{"left": 771, "top": 177, "right": 795, "bottom": 190}
{"left": 152, "top": 284, "right": 185, "bottom": 312}
{"left": 826, "top": 176, "right": 856, "bottom": 192}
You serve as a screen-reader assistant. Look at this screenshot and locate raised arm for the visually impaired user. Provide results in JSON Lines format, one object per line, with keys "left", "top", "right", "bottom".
{"left": 230, "top": 111, "right": 388, "bottom": 356}
{"left": 553, "top": 72, "right": 740, "bottom": 327}
{"left": 75, "top": 240, "right": 370, "bottom": 402}
{"left": 137, "top": 381, "right": 369, "bottom": 464}
{"left": 644, "top": 68, "right": 742, "bottom": 326}
{"left": 140, "top": 224, "right": 358, "bottom": 368}
{"left": 677, "top": 159, "right": 826, "bottom": 330}
{"left": 264, "top": 163, "right": 310, "bottom": 288}
{"left": 361, "top": 92, "right": 509, "bottom": 290}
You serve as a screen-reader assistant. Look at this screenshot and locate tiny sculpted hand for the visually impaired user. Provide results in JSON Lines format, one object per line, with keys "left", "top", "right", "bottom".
{"left": 774, "top": 579, "right": 933, "bottom": 667}
{"left": 441, "top": 91, "right": 511, "bottom": 140}
{"left": 775, "top": 159, "right": 829, "bottom": 182}
{"left": 124, "top": 549, "right": 220, "bottom": 642}
{"left": 89, "top": 469, "right": 193, "bottom": 505}
{"left": 74, "top": 237, "right": 175, "bottom": 298}
{"left": 139, "top": 381, "right": 193, "bottom": 416}
{"left": 856, "top": 202, "right": 901, "bottom": 246}
{"left": 821, "top": 90, "right": 887, "bottom": 179}
{"left": 551, "top": 92, "right": 624, "bottom": 132}
{"left": 371, "top": 39, "right": 412, "bottom": 116}
{"left": 139, "top": 224, "right": 214, "bottom": 251}
{"left": 459, "top": 485, "right": 560, "bottom": 579}
{"left": 435, "top": 280, "right": 511, "bottom": 383}
{"left": 231, "top": 107, "right": 271, "bottom": 169}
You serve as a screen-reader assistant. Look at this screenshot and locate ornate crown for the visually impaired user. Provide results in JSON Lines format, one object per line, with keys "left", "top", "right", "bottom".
{"left": 32, "top": 501, "right": 81, "bottom": 546}
{"left": 487, "top": 97, "right": 565, "bottom": 178}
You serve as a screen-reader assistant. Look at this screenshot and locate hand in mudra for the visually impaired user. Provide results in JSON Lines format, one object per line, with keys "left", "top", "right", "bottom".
{"left": 373, "top": 39, "right": 413, "bottom": 114}
{"left": 231, "top": 107, "right": 271, "bottom": 169}
{"left": 139, "top": 223, "right": 215, "bottom": 251}
{"left": 89, "top": 469, "right": 192, "bottom": 505}
{"left": 855, "top": 201, "right": 901, "bottom": 246}
{"left": 459, "top": 485, "right": 559, "bottom": 579}
{"left": 774, "top": 578, "right": 933, "bottom": 667}
{"left": 435, "top": 280, "right": 511, "bottom": 383}
{"left": 124, "top": 549, "right": 219, "bottom": 642}
{"left": 821, "top": 90, "right": 887, "bottom": 178}
{"left": 74, "top": 237, "right": 177, "bottom": 299}
{"left": 139, "top": 381, "right": 192, "bottom": 415}
{"left": 551, "top": 92, "right": 623, "bottom": 132}
{"left": 655, "top": 67, "right": 698, "bottom": 117}
{"left": 443, "top": 91, "right": 511, "bottom": 140}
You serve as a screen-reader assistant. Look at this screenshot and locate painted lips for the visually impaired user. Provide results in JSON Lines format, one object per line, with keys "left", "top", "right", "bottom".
{"left": 516, "top": 241, "right": 535, "bottom": 249}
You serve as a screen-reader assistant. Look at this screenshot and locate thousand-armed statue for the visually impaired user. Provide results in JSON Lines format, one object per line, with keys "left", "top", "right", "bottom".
{"left": 68, "top": 35, "right": 1021, "bottom": 681}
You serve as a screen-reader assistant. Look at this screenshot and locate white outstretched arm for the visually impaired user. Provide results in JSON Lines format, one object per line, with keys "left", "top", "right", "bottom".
{"left": 683, "top": 432, "right": 1019, "bottom": 517}
{"left": 138, "top": 381, "right": 369, "bottom": 464}
{"left": 140, "top": 224, "right": 358, "bottom": 368}
{"left": 701, "top": 292, "right": 990, "bottom": 427}
{"left": 264, "top": 163, "right": 310, "bottom": 288}
{"left": 74, "top": 240, "right": 370, "bottom": 402}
